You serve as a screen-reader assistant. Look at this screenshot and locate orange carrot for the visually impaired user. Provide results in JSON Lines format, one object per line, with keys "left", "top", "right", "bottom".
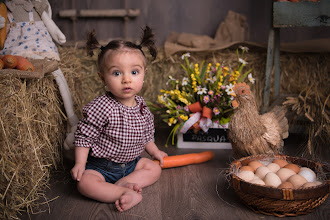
{"left": 2, "top": 54, "right": 17, "bottom": 69}
{"left": 154, "top": 151, "right": 214, "bottom": 168}
{"left": 15, "top": 56, "right": 34, "bottom": 71}
{"left": 0, "top": 3, "right": 7, "bottom": 50}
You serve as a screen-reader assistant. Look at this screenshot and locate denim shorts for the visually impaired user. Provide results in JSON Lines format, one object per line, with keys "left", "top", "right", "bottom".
{"left": 85, "top": 156, "right": 141, "bottom": 183}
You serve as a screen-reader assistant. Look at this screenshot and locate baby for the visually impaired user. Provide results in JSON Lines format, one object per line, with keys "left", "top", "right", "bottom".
{"left": 70, "top": 26, "right": 168, "bottom": 212}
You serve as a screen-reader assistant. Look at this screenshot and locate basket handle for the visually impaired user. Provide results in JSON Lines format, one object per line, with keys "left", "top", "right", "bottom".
{"left": 281, "top": 188, "right": 294, "bottom": 200}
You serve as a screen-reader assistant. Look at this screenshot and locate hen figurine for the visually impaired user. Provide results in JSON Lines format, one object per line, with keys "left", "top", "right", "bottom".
{"left": 228, "top": 82, "right": 289, "bottom": 158}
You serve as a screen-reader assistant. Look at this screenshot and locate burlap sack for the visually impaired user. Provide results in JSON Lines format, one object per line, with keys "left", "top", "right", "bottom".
{"left": 214, "top": 10, "right": 247, "bottom": 45}
{"left": 177, "top": 32, "right": 216, "bottom": 49}
{"left": 0, "top": 59, "right": 58, "bottom": 79}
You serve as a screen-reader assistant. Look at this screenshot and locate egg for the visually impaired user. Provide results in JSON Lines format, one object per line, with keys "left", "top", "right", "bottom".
{"left": 258, "top": 159, "right": 272, "bottom": 166}
{"left": 276, "top": 168, "right": 296, "bottom": 182}
{"left": 253, "top": 174, "right": 261, "bottom": 180}
{"left": 239, "top": 165, "right": 254, "bottom": 172}
{"left": 278, "top": 181, "right": 294, "bottom": 189}
{"left": 314, "top": 180, "right": 323, "bottom": 186}
{"left": 284, "top": 163, "right": 300, "bottom": 174}
{"left": 300, "top": 182, "right": 317, "bottom": 188}
{"left": 267, "top": 162, "right": 281, "bottom": 173}
{"left": 273, "top": 159, "right": 288, "bottom": 168}
{"left": 248, "top": 160, "right": 264, "bottom": 172}
{"left": 288, "top": 174, "right": 307, "bottom": 189}
{"left": 237, "top": 170, "right": 254, "bottom": 182}
{"left": 249, "top": 179, "right": 266, "bottom": 186}
{"left": 264, "top": 172, "right": 281, "bottom": 188}
{"left": 298, "top": 167, "right": 316, "bottom": 182}
{"left": 255, "top": 166, "right": 271, "bottom": 180}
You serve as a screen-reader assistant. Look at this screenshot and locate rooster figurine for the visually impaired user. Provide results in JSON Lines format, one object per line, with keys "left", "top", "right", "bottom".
{"left": 228, "top": 82, "right": 289, "bottom": 158}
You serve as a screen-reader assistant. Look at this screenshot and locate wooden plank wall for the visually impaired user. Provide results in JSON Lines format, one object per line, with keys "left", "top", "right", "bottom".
{"left": 48, "top": 0, "right": 330, "bottom": 46}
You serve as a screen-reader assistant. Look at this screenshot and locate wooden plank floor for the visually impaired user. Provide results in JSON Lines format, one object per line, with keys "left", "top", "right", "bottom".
{"left": 20, "top": 127, "right": 330, "bottom": 220}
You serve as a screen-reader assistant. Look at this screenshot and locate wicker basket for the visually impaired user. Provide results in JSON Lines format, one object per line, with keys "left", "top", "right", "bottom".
{"left": 0, "top": 59, "right": 59, "bottom": 79}
{"left": 229, "top": 154, "right": 330, "bottom": 217}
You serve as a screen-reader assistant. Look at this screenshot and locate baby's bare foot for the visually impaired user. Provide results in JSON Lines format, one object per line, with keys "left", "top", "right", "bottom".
{"left": 116, "top": 182, "right": 142, "bottom": 193}
{"left": 115, "top": 191, "right": 142, "bottom": 212}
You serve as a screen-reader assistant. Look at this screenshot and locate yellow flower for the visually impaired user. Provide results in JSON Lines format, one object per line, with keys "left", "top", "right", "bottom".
{"left": 180, "top": 115, "right": 188, "bottom": 121}
{"left": 168, "top": 117, "right": 177, "bottom": 126}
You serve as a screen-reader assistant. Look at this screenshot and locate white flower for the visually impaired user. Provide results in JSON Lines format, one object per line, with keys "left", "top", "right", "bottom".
{"left": 239, "top": 58, "right": 248, "bottom": 65}
{"left": 181, "top": 53, "right": 190, "bottom": 60}
{"left": 207, "top": 75, "right": 217, "bottom": 83}
{"left": 166, "top": 76, "right": 176, "bottom": 85}
{"left": 182, "top": 77, "right": 189, "bottom": 86}
{"left": 239, "top": 45, "right": 249, "bottom": 52}
{"left": 197, "top": 86, "right": 207, "bottom": 95}
{"left": 248, "top": 73, "right": 255, "bottom": 84}
{"left": 225, "top": 83, "right": 235, "bottom": 95}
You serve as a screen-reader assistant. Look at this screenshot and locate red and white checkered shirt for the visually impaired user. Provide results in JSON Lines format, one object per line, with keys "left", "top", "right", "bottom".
{"left": 74, "top": 93, "right": 155, "bottom": 163}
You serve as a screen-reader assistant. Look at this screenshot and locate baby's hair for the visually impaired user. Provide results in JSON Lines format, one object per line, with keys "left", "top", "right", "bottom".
{"left": 86, "top": 26, "right": 157, "bottom": 73}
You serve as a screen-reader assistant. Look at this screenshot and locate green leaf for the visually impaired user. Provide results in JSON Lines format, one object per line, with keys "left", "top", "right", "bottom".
{"left": 238, "top": 68, "right": 252, "bottom": 83}
{"left": 165, "top": 123, "right": 181, "bottom": 147}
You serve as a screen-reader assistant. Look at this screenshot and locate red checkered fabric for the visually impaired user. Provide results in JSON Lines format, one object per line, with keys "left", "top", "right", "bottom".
{"left": 74, "top": 93, "right": 154, "bottom": 163}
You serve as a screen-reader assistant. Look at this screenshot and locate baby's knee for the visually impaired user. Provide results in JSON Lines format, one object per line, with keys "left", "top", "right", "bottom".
{"left": 149, "top": 160, "right": 162, "bottom": 177}
{"left": 76, "top": 175, "right": 95, "bottom": 196}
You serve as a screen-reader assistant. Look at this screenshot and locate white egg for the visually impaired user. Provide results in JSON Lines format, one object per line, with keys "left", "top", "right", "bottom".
{"left": 300, "top": 182, "right": 317, "bottom": 188}
{"left": 267, "top": 162, "right": 281, "bottom": 173}
{"left": 259, "top": 159, "right": 272, "bottom": 166}
{"left": 250, "top": 179, "right": 266, "bottom": 186}
{"left": 255, "top": 166, "right": 271, "bottom": 180}
{"left": 276, "top": 168, "right": 296, "bottom": 182}
{"left": 264, "top": 172, "right": 281, "bottom": 188}
{"left": 237, "top": 170, "right": 254, "bottom": 182}
{"left": 298, "top": 167, "right": 316, "bottom": 182}
{"left": 288, "top": 174, "right": 307, "bottom": 188}
{"left": 253, "top": 174, "right": 261, "bottom": 180}
{"left": 314, "top": 180, "right": 323, "bottom": 186}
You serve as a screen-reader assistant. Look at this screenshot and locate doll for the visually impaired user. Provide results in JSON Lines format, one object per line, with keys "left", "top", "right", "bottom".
{"left": 0, "top": 0, "right": 78, "bottom": 155}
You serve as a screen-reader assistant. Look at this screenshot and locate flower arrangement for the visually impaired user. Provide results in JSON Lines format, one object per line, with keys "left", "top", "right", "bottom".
{"left": 149, "top": 46, "right": 255, "bottom": 146}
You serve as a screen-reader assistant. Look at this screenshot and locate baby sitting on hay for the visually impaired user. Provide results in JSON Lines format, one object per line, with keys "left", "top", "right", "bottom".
{"left": 0, "top": 0, "right": 78, "bottom": 155}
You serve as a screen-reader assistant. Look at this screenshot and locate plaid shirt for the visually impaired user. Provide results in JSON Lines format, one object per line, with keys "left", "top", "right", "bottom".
{"left": 74, "top": 93, "right": 154, "bottom": 163}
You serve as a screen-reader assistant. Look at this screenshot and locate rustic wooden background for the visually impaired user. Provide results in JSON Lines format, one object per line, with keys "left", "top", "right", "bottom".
{"left": 48, "top": 0, "right": 330, "bottom": 46}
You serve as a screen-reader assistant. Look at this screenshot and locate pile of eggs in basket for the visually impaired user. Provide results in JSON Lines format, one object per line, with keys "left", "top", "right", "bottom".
{"left": 236, "top": 158, "right": 323, "bottom": 189}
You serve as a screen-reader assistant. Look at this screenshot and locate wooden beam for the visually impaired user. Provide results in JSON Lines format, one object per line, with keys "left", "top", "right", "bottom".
{"left": 59, "top": 9, "right": 140, "bottom": 18}
{"left": 273, "top": 1, "right": 330, "bottom": 27}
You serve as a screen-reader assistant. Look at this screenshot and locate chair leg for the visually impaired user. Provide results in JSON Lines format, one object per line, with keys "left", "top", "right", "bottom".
{"left": 263, "top": 28, "right": 275, "bottom": 113}
{"left": 274, "top": 28, "right": 280, "bottom": 99}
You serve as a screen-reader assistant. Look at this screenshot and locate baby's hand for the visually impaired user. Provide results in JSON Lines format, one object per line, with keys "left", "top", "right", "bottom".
{"left": 152, "top": 150, "right": 168, "bottom": 167}
{"left": 70, "top": 163, "right": 86, "bottom": 181}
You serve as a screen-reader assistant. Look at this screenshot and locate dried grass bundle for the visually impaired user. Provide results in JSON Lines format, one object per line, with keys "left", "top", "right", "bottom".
{"left": 281, "top": 53, "right": 330, "bottom": 159}
{"left": 0, "top": 75, "right": 65, "bottom": 219}
{"left": 0, "top": 46, "right": 84, "bottom": 219}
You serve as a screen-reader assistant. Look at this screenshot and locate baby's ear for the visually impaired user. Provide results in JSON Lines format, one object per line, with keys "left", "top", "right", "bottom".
{"left": 97, "top": 72, "right": 104, "bottom": 82}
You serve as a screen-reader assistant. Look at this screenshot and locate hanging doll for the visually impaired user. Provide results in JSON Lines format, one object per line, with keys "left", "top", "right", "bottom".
{"left": 0, "top": 0, "right": 78, "bottom": 155}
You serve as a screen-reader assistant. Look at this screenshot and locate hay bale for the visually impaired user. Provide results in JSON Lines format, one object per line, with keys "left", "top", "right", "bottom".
{"left": 0, "top": 75, "right": 65, "bottom": 218}
{"left": 0, "top": 46, "right": 84, "bottom": 219}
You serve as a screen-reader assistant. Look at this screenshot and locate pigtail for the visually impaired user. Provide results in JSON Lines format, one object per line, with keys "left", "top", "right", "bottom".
{"left": 86, "top": 29, "right": 101, "bottom": 57}
{"left": 139, "top": 26, "right": 157, "bottom": 60}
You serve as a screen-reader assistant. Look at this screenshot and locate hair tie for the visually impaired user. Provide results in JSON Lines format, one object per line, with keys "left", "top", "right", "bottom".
{"left": 100, "top": 46, "right": 105, "bottom": 50}
{"left": 137, "top": 45, "right": 142, "bottom": 50}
